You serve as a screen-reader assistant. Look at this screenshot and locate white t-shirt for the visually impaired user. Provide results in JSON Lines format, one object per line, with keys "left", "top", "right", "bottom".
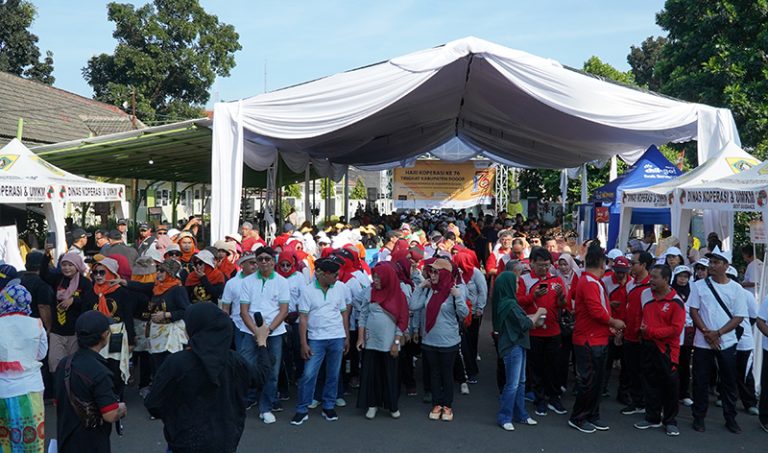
{"left": 757, "top": 298, "right": 768, "bottom": 351}
{"left": 284, "top": 272, "right": 305, "bottom": 313}
{"left": 736, "top": 288, "right": 756, "bottom": 351}
{"left": 220, "top": 271, "right": 254, "bottom": 334}
{"left": 299, "top": 280, "right": 348, "bottom": 341}
{"left": 687, "top": 278, "right": 748, "bottom": 350}
{"left": 744, "top": 259, "right": 763, "bottom": 296}
{"left": 240, "top": 271, "right": 290, "bottom": 336}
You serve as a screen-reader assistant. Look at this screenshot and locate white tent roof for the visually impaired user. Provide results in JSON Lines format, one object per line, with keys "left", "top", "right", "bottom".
{"left": 0, "top": 138, "right": 125, "bottom": 204}
{"left": 674, "top": 157, "right": 768, "bottom": 212}
{"left": 211, "top": 36, "right": 742, "bottom": 240}
{"left": 621, "top": 142, "right": 758, "bottom": 208}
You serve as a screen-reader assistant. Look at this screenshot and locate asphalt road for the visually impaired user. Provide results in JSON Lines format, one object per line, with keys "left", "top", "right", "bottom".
{"left": 45, "top": 322, "right": 766, "bottom": 453}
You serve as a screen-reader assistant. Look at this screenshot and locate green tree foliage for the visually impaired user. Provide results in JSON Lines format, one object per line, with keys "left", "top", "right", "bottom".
{"left": 283, "top": 183, "right": 302, "bottom": 198}
{"left": 627, "top": 36, "right": 667, "bottom": 91}
{"left": 350, "top": 178, "right": 367, "bottom": 200}
{"left": 83, "top": 0, "right": 241, "bottom": 123}
{"left": 0, "top": 0, "right": 54, "bottom": 84}
{"left": 582, "top": 56, "right": 636, "bottom": 86}
{"left": 656, "top": 0, "right": 768, "bottom": 158}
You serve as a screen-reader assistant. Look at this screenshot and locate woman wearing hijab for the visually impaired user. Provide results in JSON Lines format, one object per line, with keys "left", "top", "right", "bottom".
{"left": 493, "top": 272, "right": 547, "bottom": 431}
{"left": 410, "top": 258, "right": 468, "bottom": 421}
{"left": 121, "top": 259, "right": 190, "bottom": 376}
{"left": 0, "top": 283, "right": 48, "bottom": 453}
{"left": 452, "top": 250, "right": 488, "bottom": 385}
{"left": 555, "top": 252, "right": 581, "bottom": 394}
{"left": 356, "top": 262, "right": 409, "bottom": 419}
{"left": 663, "top": 246, "right": 686, "bottom": 267}
{"left": 83, "top": 257, "right": 144, "bottom": 401}
{"left": 276, "top": 251, "right": 307, "bottom": 396}
{"left": 176, "top": 231, "right": 199, "bottom": 278}
{"left": 214, "top": 240, "right": 239, "bottom": 281}
{"left": 184, "top": 250, "right": 226, "bottom": 304}
{"left": 145, "top": 303, "right": 272, "bottom": 453}
{"left": 41, "top": 251, "right": 92, "bottom": 373}
{"left": 671, "top": 265, "right": 694, "bottom": 408}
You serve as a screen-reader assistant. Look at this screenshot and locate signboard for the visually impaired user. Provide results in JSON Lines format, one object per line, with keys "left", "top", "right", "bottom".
{"left": 678, "top": 188, "right": 766, "bottom": 211}
{"left": 393, "top": 161, "right": 495, "bottom": 209}
{"left": 750, "top": 220, "right": 768, "bottom": 244}
{"left": 595, "top": 206, "right": 610, "bottom": 223}
{"left": 621, "top": 191, "right": 673, "bottom": 208}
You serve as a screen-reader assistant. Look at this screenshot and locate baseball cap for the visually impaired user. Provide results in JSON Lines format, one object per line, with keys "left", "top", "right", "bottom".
{"left": 613, "top": 256, "right": 631, "bottom": 271}
{"left": 71, "top": 228, "right": 91, "bottom": 239}
{"left": 606, "top": 249, "right": 623, "bottom": 260}
{"left": 107, "top": 230, "right": 122, "bottom": 240}
{"left": 117, "top": 218, "right": 128, "bottom": 226}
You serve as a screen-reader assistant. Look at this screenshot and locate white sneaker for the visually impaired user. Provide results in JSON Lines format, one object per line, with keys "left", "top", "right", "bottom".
{"left": 680, "top": 398, "right": 693, "bottom": 407}
{"left": 308, "top": 399, "right": 321, "bottom": 409}
{"left": 501, "top": 422, "right": 515, "bottom": 431}
{"left": 390, "top": 410, "right": 401, "bottom": 419}
{"left": 460, "top": 383, "right": 470, "bottom": 395}
{"left": 365, "top": 407, "right": 377, "bottom": 419}
{"left": 260, "top": 411, "right": 276, "bottom": 424}
{"left": 518, "top": 417, "right": 538, "bottom": 425}
{"left": 335, "top": 398, "right": 347, "bottom": 407}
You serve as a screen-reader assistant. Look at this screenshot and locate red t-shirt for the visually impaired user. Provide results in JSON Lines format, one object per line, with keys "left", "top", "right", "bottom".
{"left": 624, "top": 274, "right": 651, "bottom": 343}
{"left": 602, "top": 274, "right": 628, "bottom": 321}
{"left": 572, "top": 271, "right": 611, "bottom": 346}
{"left": 517, "top": 272, "right": 567, "bottom": 337}
{"left": 640, "top": 287, "right": 686, "bottom": 364}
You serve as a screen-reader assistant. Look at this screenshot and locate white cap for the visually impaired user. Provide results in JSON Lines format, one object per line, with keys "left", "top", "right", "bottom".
{"left": 194, "top": 249, "right": 216, "bottom": 268}
{"left": 665, "top": 246, "right": 683, "bottom": 258}
{"left": 167, "top": 228, "right": 181, "bottom": 239}
{"left": 726, "top": 266, "right": 738, "bottom": 278}
{"left": 96, "top": 257, "right": 120, "bottom": 276}
{"left": 224, "top": 232, "right": 242, "bottom": 244}
{"left": 606, "top": 249, "right": 623, "bottom": 260}
{"left": 705, "top": 246, "right": 732, "bottom": 264}
{"left": 672, "top": 265, "right": 692, "bottom": 281}
{"left": 694, "top": 257, "right": 709, "bottom": 268}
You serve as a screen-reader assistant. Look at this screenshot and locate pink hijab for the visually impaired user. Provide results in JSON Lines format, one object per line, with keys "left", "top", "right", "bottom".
{"left": 57, "top": 252, "right": 87, "bottom": 302}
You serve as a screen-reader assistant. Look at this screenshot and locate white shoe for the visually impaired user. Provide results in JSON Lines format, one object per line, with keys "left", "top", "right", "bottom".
{"left": 335, "top": 398, "right": 347, "bottom": 407}
{"left": 260, "top": 411, "right": 276, "bottom": 424}
{"left": 460, "top": 383, "right": 470, "bottom": 395}
{"left": 501, "top": 422, "right": 515, "bottom": 431}
{"left": 308, "top": 399, "right": 321, "bottom": 409}
{"left": 365, "top": 407, "right": 377, "bottom": 419}
{"left": 680, "top": 398, "right": 693, "bottom": 407}
{"left": 390, "top": 410, "right": 401, "bottom": 419}
{"left": 518, "top": 417, "right": 538, "bottom": 425}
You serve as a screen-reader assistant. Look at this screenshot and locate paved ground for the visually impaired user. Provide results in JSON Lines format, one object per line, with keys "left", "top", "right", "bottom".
{"left": 46, "top": 322, "right": 766, "bottom": 453}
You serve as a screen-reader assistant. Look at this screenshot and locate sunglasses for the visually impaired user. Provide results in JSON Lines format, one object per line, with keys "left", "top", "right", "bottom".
{"left": 92, "top": 270, "right": 106, "bottom": 276}
{"left": 193, "top": 260, "right": 205, "bottom": 266}
{"left": 157, "top": 269, "right": 167, "bottom": 274}
{"left": 256, "top": 256, "right": 273, "bottom": 263}
{"left": 157, "top": 232, "right": 168, "bottom": 235}
{"left": 279, "top": 262, "right": 293, "bottom": 268}
{"left": 167, "top": 251, "right": 181, "bottom": 257}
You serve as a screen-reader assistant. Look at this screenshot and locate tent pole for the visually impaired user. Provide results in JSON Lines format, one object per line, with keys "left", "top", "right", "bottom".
{"left": 609, "top": 156, "right": 618, "bottom": 182}
{"left": 580, "top": 164, "right": 588, "bottom": 204}
{"left": 343, "top": 168, "right": 349, "bottom": 221}
{"left": 171, "top": 180, "right": 178, "bottom": 226}
{"left": 304, "top": 163, "right": 311, "bottom": 225}
{"left": 16, "top": 118, "right": 24, "bottom": 140}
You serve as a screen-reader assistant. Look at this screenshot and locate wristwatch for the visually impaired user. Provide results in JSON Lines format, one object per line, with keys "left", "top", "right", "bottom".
{"left": 394, "top": 339, "right": 401, "bottom": 345}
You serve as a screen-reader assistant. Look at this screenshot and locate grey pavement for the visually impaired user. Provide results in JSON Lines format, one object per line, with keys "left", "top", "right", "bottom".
{"left": 46, "top": 321, "right": 766, "bottom": 453}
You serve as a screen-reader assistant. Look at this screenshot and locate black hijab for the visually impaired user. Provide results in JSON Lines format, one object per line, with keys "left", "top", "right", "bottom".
{"left": 184, "top": 302, "right": 232, "bottom": 387}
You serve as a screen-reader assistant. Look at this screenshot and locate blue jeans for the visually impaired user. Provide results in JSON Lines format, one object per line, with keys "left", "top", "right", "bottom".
{"left": 297, "top": 338, "right": 345, "bottom": 413}
{"left": 497, "top": 345, "right": 528, "bottom": 425}
{"left": 238, "top": 331, "right": 283, "bottom": 412}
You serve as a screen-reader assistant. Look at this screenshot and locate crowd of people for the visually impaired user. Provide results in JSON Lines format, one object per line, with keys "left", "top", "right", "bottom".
{"left": 1, "top": 208, "right": 767, "bottom": 452}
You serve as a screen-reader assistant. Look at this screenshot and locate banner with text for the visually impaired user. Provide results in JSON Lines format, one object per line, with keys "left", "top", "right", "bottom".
{"left": 393, "top": 162, "right": 495, "bottom": 210}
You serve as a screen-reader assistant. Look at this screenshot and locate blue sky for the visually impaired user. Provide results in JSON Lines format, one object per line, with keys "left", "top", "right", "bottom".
{"left": 32, "top": 0, "right": 667, "bottom": 105}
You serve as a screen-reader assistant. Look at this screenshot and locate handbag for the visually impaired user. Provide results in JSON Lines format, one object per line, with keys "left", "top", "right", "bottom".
{"left": 108, "top": 331, "right": 124, "bottom": 354}
{"left": 64, "top": 354, "right": 104, "bottom": 429}
{"left": 559, "top": 308, "right": 575, "bottom": 336}
{"left": 704, "top": 277, "right": 744, "bottom": 341}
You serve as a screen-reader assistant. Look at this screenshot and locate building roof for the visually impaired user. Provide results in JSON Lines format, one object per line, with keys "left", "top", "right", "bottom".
{"left": 0, "top": 71, "right": 144, "bottom": 146}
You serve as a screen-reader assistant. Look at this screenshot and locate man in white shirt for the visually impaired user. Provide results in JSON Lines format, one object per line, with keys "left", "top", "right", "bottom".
{"left": 740, "top": 245, "right": 762, "bottom": 297}
{"left": 239, "top": 247, "right": 289, "bottom": 424}
{"left": 755, "top": 301, "right": 768, "bottom": 432}
{"left": 687, "top": 247, "right": 747, "bottom": 434}
{"left": 725, "top": 266, "right": 759, "bottom": 416}
{"left": 291, "top": 258, "right": 350, "bottom": 426}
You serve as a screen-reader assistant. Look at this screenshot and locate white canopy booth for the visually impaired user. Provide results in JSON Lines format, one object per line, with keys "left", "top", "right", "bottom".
{"left": 211, "top": 36, "right": 742, "bottom": 243}
{"left": 618, "top": 143, "right": 759, "bottom": 252}
{"left": 0, "top": 139, "right": 128, "bottom": 259}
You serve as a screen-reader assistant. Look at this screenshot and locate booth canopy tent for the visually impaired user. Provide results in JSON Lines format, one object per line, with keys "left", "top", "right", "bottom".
{"left": 0, "top": 139, "right": 127, "bottom": 258}
{"left": 211, "top": 36, "right": 742, "bottom": 241}
{"left": 619, "top": 142, "right": 759, "bottom": 251}
{"left": 593, "top": 145, "right": 683, "bottom": 249}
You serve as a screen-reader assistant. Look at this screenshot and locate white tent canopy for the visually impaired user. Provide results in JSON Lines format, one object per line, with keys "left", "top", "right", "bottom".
{"left": 211, "top": 36, "right": 741, "bottom": 241}
{"left": 0, "top": 139, "right": 128, "bottom": 258}
{"left": 618, "top": 142, "right": 759, "bottom": 250}
{"left": 675, "top": 158, "right": 768, "bottom": 212}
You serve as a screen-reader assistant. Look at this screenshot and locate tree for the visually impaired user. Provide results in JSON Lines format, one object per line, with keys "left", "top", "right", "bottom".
{"left": 656, "top": 1, "right": 768, "bottom": 158}
{"left": 582, "top": 56, "right": 636, "bottom": 86}
{"left": 627, "top": 36, "right": 667, "bottom": 92}
{"left": 283, "top": 183, "right": 302, "bottom": 198}
{"left": 320, "top": 178, "right": 335, "bottom": 199}
{"left": 0, "top": 0, "right": 54, "bottom": 84}
{"left": 83, "top": 0, "right": 241, "bottom": 123}
{"left": 350, "top": 178, "right": 367, "bottom": 200}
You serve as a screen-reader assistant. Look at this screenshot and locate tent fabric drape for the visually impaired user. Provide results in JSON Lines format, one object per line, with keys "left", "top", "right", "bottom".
{"left": 211, "top": 36, "right": 742, "bottom": 241}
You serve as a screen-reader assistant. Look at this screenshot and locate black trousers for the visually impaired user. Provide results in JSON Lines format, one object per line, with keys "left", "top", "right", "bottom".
{"left": 357, "top": 349, "right": 400, "bottom": 411}
{"left": 530, "top": 335, "right": 562, "bottom": 402}
{"left": 465, "top": 315, "right": 482, "bottom": 378}
{"left": 692, "top": 346, "right": 738, "bottom": 422}
{"left": 623, "top": 340, "right": 646, "bottom": 408}
{"left": 759, "top": 349, "right": 768, "bottom": 426}
{"left": 150, "top": 351, "right": 170, "bottom": 379}
{"left": 569, "top": 343, "right": 608, "bottom": 425}
{"left": 106, "top": 358, "right": 126, "bottom": 401}
{"left": 556, "top": 332, "right": 573, "bottom": 391}
{"left": 735, "top": 349, "right": 757, "bottom": 409}
{"left": 678, "top": 345, "right": 693, "bottom": 400}
{"left": 452, "top": 332, "right": 470, "bottom": 383}
{"left": 602, "top": 341, "right": 628, "bottom": 399}
{"left": 399, "top": 340, "right": 419, "bottom": 390}
{"left": 641, "top": 342, "right": 679, "bottom": 426}
{"left": 422, "top": 344, "right": 458, "bottom": 408}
